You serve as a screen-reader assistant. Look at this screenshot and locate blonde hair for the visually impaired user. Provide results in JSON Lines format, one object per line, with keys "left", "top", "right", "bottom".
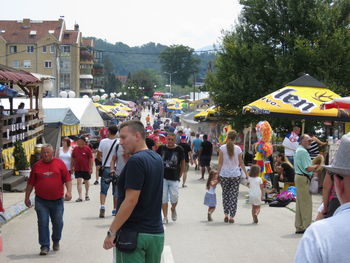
{"left": 226, "top": 130, "right": 238, "bottom": 159}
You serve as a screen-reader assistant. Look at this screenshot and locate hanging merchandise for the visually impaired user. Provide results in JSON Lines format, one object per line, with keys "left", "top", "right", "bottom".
{"left": 254, "top": 121, "right": 273, "bottom": 182}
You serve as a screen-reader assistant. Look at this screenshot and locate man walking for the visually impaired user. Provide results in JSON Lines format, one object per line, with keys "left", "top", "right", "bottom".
{"left": 199, "top": 134, "right": 213, "bottom": 180}
{"left": 295, "top": 133, "right": 350, "bottom": 262}
{"left": 157, "top": 133, "right": 185, "bottom": 224}
{"left": 71, "top": 136, "right": 93, "bottom": 202}
{"left": 192, "top": 133, "right": 202, "bottom": 170}
{"left": 97, "top": 125, "right": 118, "bottom": 217}
{"left": 25, "top": 144, "right": 72, "bottom": 255}
{"left": 282, "top": 126, "right": 300, "bottom": 164}
{"left": 103, "top": 120, "right": 164, "bottom": 263}
{"left": 294, "top": 134, "right": 319, "bottom": 234}
{"left": 178, "top": 135, "right": 193, "bottom": 188}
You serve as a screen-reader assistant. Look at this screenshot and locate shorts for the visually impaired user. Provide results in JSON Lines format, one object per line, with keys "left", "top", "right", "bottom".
{"left": 200, "top": 155, "right": 211, "bottom": 167}
{"left": 162, "top": 179, "right": 179, "bottom": 204}
{"left": 193, "top": 152, "right": 199, "bottom": 160}
{"left": 75, "top": 171, "right": 91, "bottom": 180}
{"left": 100, "top": 167, "right": 117, "bottom": 196}
{"left": 95, "top": 159, "right": 102, "bottom": 166}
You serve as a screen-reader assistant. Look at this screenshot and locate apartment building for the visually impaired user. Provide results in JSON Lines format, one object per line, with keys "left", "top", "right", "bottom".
{"left": 0, "top": 18, "right": 86, "bottom": 96}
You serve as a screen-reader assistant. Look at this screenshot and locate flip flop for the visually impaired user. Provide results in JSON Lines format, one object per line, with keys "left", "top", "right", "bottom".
{"left": 75, "top": 198, "right": 83, "bottom": 202}
{"left": 85, "top": 196, "right": 90, "bottom": 201}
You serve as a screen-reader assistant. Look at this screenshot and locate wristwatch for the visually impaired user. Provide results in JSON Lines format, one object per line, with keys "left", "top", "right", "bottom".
{"left": 107, "top": 230, "right": 117, "bottom": 237}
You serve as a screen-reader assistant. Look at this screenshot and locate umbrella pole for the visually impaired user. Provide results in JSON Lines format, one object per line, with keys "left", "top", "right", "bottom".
{"left": 301, "top": 119, "right": 306, "bottom": 135}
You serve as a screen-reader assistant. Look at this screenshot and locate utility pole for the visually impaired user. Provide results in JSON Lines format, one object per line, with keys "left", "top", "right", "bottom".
{"left": 164, "top": 71, "right": 177, "bottom": 96}
{"left": 193, "top": 72, "right": 196, "bottom": 101}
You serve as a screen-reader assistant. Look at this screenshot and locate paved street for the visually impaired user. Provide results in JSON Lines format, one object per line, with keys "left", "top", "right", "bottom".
{"left": 0, "top": 166, "right": 303, "bottom": 263}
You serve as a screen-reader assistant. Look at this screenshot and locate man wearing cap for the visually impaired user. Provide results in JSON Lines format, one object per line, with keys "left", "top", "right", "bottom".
{"left": 178, "top": 135, "right": 193, "bottom": 188}
{"left": 295, "top": 133, "right": 350, "bottom": 262}
{"left": 294, "top": 134, "right": 320, "bottom": 234}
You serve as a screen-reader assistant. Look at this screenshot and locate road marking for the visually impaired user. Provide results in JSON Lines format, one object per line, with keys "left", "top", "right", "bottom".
{"left": 162, "top": 245, "right": 174, "bottom": 263}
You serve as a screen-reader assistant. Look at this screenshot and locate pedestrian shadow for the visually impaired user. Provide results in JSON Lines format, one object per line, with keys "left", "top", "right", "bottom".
{"left": 199, "top": 220, "right": 229, "bottom": 226}
{"left": 94, "top": 224, "right": 111, "bottom": 229}
{"left": 237, "top": 223, "right": 258, "bottom": 227}
{"left": 281, "top": 233, "right": 303, "bottom": 239}
{"left": 7, "top": 253, "right": 48, "bottom": 260}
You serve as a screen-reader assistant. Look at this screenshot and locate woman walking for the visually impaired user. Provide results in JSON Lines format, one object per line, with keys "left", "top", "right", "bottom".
{"left": 218, "top": 130, "right": 248, "bottom": 223}
{"left": 57, "top": 137, "right": 73, "bottom": 176}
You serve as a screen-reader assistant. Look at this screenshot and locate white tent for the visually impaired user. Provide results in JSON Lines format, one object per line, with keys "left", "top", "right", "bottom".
{"left": 0, "top": 98, "right": 104, "bottom": 128}
{"left": 42, "top": 98, "right": 104, "bottom": 127}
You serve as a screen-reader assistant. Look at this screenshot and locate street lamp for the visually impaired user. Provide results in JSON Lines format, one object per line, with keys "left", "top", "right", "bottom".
{"left": 164, "top": 71, "right": 177, "bottom": 95}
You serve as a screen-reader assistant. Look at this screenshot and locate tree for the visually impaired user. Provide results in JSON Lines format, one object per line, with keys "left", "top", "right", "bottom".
{"left": 159, "top": 45, "right": 200, "bottom": 87}
{"left": 13, "top": 141, "right": 29, "bottom": 171}
{"left": 125, "top": 69, "right": 162, "bottom": 100}
{"left": 206, "top": 0, "right": 350, "bottom": 130}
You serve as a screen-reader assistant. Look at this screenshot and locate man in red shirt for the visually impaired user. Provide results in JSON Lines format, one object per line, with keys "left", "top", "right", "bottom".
{"left": 25, "top": 144, "right": 72, "bottom": 256}
{"left": 71, "top": 136, "right": 93, "bottom": 202}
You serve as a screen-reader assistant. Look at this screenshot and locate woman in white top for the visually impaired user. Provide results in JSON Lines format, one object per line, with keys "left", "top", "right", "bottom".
{"left": 57, "top": 137, "right": 73, "bottom": 174}
{"left": 217, "top": 130, "right": 248, "bottom": 223}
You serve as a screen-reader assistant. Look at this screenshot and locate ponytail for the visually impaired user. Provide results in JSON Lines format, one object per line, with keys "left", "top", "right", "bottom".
{"left": 226, "top": 130, "right": 238, "bottom": 159}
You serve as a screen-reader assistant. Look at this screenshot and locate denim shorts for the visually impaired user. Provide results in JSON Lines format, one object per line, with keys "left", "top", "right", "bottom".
{"left": 100, "top": 167, "right": 117, "bottom": 196}
{"left": 162, "top": 179, "right": 179, "bottom": 204}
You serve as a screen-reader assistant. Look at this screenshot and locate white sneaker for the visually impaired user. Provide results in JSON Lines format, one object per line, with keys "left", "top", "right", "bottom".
{"left": 171, "top": 209, "right": 177, "bottom": 221}
{"left": 162, "top": 217, "right": 169, "bottom": 224}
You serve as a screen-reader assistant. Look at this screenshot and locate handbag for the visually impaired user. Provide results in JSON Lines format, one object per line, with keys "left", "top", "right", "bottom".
{"left": 99, "top": 140, "right": 117, "bottom": 177}
{"left": 114, "top": 229, "right": 138, "bottom": 253}
{"left": 309, "top": 175, "right": 319, "bottom": 194}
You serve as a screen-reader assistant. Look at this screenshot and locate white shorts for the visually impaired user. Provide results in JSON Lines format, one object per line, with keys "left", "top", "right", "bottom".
{"left": 162, "top": 179, "right": 179, "bottom": 204}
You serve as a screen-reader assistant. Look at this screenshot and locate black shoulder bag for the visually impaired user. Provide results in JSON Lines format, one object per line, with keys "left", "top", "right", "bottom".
{"left": 99, "top": 140, "right": 117, "bottom": 177}
{"left": 114, "top": 228, "right": 138, "bottom": 253}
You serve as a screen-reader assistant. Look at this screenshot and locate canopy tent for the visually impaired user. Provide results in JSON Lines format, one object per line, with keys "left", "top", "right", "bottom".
{"left": 242, "top": 74, "right": 348, "bottom": 121}
{"left": 154, "top": 91, "right": 165, "bottom": 96}
{"left": 43, "top": 108, "right": 80, "bottom": 152}
{"left": 194, "top": 106, "right": 221, "bottom": 121}
{"left": 43, "top": 98, "right": 104, "bottom": 127}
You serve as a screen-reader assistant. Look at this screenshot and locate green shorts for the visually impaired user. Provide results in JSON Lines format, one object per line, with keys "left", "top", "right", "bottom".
{"left": 114, "top": 233, "right": 164, "bottom": 263}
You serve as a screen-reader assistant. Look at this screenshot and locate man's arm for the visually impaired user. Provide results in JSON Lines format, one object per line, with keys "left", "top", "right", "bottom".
{"left": 64, "top": 180, "right": 72, "bottom": 201}
{"left": 97, "top": 151, "right": 102, "bottom": 162}
{"left": 179, "top": 159, "right": 186, "bottom": 179}
{"left": 103, "top": 189, "right": 141, "bottom": 249}
{"left": 110, "top": 155, "right": 117, "bottom": 172}
{"left": 24, "top": 184, "right": 34, "bottom": 207}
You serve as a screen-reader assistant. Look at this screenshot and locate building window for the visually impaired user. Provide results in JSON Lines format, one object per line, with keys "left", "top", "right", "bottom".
{"left": 44, "top": 61, "right": 52, "bottom": 68}
{"left": 60, "top": 73, "right": 71, "bottom": 89}
{"left": 62, "top": 45, "right": 70, "bottom": 53}
{"left": 50, "top": 45, "right": 55, "bottom": 53}
{"left": 27, "top": 46, "right": 34, "bottom": 53}
{"left": 12, "top": 60, "right": 20, "bottom": 68}
{"left": 42, "top": 46, "right": 47, "bottom": 53}
{"left": 9, "top": 46, "right": 17, "bottom": 53}
{"left": 23, "top": 60, "right": 31, "bottom": 68}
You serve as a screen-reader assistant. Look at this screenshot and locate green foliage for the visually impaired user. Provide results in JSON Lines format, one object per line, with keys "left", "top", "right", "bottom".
{"left": 206, "top": 0, "right": 350, "bottom": 131}
{"left": 13, "top": 141, "right": 29, "bottom": 171}
{"left": 159, "top": 45, "right": 200, "bottom": 87}
{"left": 124, "top": 69, "right": 163, "bottom": 99}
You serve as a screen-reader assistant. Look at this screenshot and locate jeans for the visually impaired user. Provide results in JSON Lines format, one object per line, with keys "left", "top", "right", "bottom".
{"left": 162, "top": 179, "right": 179, "bottom": 204}
{"left": 34, "top": 196, "right": 64, "bottom": 249}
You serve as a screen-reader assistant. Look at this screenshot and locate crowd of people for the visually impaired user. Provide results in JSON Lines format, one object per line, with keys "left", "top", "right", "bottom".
{"left": 23, "top": 103, "right": 350, "bottom": 263}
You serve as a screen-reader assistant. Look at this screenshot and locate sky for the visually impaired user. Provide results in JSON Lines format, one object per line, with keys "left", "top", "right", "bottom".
{"left": 2, "top": 0, "right": 242, "bottom": 49}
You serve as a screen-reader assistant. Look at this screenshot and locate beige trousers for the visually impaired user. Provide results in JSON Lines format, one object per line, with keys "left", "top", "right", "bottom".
{"left": 295, "top": 174, "right": 312, "bottom": 231}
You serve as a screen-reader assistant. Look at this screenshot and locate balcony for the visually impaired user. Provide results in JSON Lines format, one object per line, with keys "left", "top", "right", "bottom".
{"left": 80, "top": 50, "right": 94, "bottom": 63}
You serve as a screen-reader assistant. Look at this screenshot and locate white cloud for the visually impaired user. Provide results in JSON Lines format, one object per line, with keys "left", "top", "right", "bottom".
{"left": 2, "top": 0, "right": 242, "bottom": 49}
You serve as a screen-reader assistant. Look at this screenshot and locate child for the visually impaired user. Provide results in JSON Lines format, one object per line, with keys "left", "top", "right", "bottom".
{"left": 248, "top": 165, "right": 263, "bottom": 224}
{"left": 204, "top": 170, "right": 219, "bottom": 221}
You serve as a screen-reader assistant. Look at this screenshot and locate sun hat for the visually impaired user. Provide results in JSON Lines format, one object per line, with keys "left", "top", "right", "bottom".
{"left": 325, "top": 133, "right": 350, "bottom": 175}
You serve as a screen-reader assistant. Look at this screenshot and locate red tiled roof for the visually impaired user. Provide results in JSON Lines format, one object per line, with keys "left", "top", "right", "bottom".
{"left": 82, "top": 38, "right": 94, "bottom": 47}
{"left": 0, "top": 64, "right": 39, "bottom": 84}
{"left": 0, "top": 19, "right": 63, "bottom": 43}
{"left": 61, "top": 30, "right": 80, "bottom": 44}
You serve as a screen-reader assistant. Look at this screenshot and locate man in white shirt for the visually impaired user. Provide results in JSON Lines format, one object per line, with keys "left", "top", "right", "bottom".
{"left": 97, "top": 125, "right": 118, "bottom": 218}
{"left": 282, "top": 126, "right": 300, "bottom": 164}
{"left": 294, "top": 133, "right": 350, "bottom": 263}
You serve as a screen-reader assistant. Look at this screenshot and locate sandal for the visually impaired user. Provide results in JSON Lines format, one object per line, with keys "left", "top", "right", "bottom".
{"left": 224, "top": 217, "right": 229, "bottom": 223}
{"left": 85, "top": 196, "right": 90, "bottom": 201}
{"left": 229, "top": 218, "right": 235, "bottom": 224}
{"left": 75, "top": 198, "right": 83, "bottom": 202}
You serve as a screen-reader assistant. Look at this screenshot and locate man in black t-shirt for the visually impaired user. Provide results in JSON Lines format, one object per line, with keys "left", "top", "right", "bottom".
{"left": 103, "top": 120, "right": 164, "bottom": 262}
{"left": 157, "top": 133, "right": 185, "bottom": 224}
{"left": 178, "top": 135, "right": 193, "bottom": 188}
{"left": 199, "top": 134, "right": 213, "bottom": 180}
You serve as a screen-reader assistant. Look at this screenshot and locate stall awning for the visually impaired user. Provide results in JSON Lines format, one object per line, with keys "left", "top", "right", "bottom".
{"left": 242, "top": 74, "right": 348, "bottom": 121}
{"left": 44, "top": 108, "right": 80, "bottom": 126}
{"left": 0, "top": 64, "right": 39, "bottom": 84}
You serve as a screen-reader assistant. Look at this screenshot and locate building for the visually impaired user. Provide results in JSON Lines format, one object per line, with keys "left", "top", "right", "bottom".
{"left": 0, "top": 18, "right": 97, "bottom": 97}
